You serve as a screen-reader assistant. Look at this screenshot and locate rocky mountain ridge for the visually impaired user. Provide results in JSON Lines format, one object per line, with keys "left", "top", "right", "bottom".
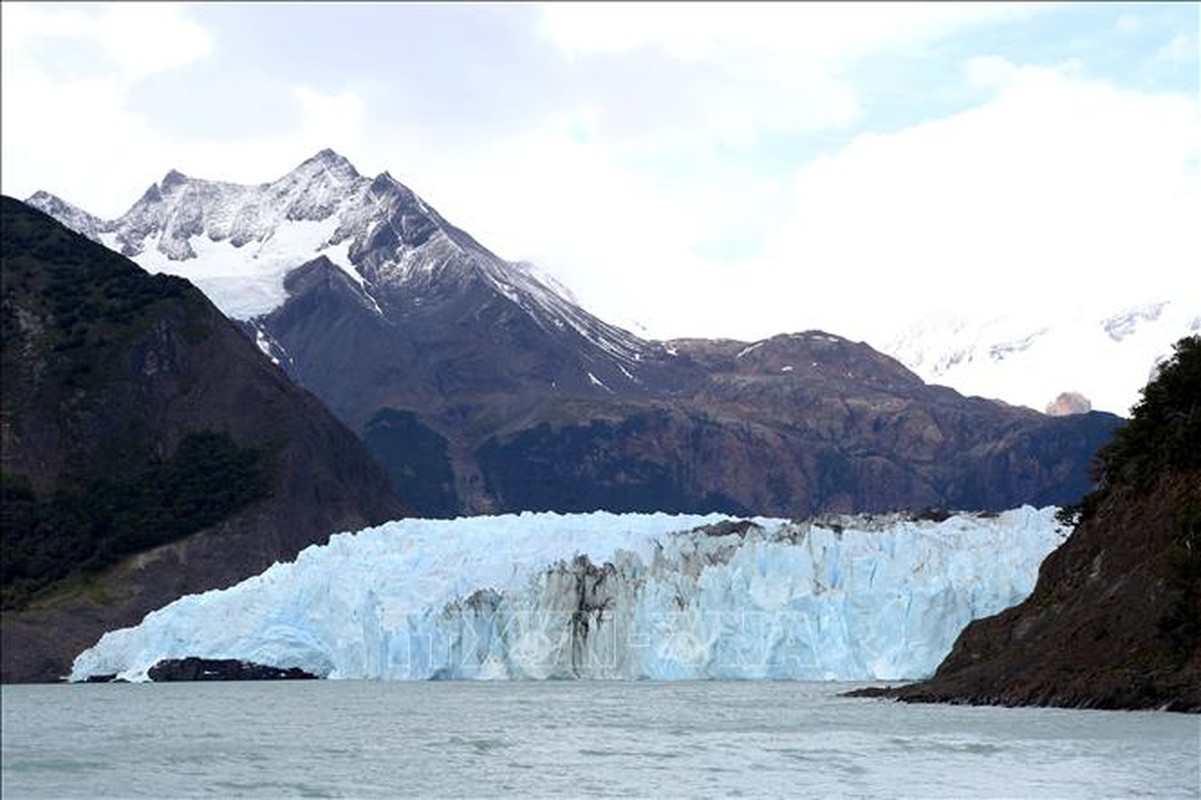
{"left": 28, "top": 152, "right": 1122, "bottom": 518}
{"left": 28, "top": 149, "right": 654, "bottom": 383}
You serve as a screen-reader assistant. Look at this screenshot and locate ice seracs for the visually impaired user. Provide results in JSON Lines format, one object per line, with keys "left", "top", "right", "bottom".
{"left": 70, "top": 507, "right": 1068, "bottom": 683}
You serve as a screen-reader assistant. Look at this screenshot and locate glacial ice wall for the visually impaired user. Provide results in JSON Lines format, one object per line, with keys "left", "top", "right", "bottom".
{"left": 70, "top": 508, "right": 1067, "bottom": 682}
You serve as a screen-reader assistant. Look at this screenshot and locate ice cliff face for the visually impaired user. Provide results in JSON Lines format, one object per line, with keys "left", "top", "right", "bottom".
{"left": 71, "top": 508, "right": 1068, "bottom": 683}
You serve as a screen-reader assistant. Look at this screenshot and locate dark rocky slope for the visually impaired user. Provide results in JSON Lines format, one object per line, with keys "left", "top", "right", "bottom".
{"left": 475, "top": 334, "right": 1121, "bottom": 517}
{"left": 888, "top": 336, "right": 1200, "bottom": 712}
{"left": 1, "top": 197, "right": 404, "bottom": 682}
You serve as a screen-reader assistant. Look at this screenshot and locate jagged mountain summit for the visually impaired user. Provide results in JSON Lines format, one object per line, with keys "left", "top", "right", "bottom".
{"left": 28, "top": 151, "right": 1122, "bottom": 518}
{"left": 26, "top": 149, "right": 652, "bottom": 392}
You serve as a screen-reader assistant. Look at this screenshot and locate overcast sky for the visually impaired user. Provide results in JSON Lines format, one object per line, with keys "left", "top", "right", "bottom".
{"left": 2, "top": 2, "right": 1197, "bottom": 344}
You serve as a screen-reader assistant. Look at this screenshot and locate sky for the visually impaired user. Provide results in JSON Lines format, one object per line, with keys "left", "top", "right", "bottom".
{"left": 2, "top": 2, "right": 1198, "bottom": 345}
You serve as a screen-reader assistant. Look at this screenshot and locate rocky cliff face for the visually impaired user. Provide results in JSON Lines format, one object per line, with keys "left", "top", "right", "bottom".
{"left": 1, "top": 197, "right": 405, "bottom": 682}
{"left": 476, "top": 333, "right": 1120, "bottom": 516}
{"left": 889, "top": 336, "right": 1200, "bottom": 712}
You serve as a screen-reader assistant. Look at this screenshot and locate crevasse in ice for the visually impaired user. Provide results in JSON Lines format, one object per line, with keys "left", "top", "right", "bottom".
{"left": 69, "top": 507, "right": 1067, "bottom": 682}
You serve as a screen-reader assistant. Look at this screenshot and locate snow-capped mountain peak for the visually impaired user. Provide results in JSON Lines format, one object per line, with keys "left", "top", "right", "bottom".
{"left": 23, "top": 190, "right": 110, "bottom": 243}
{"left": 302, "top": 146, "right": 359, "bottom": 172}
{"left": 159, "top": 168, "right": 189, "bottom": 191}
{"left": 27, "top": 149, "right": 655, "bottom": 384}
{"left": 25, "top": 149, "right": 1196, "bottom": 415}
{"left": 28, "top": 152, "right": 440, "bottom": 316}
{"left": 879, "top": 301, "right": 1201, "bottom": 416}
{"left": 1102, "top": 302, "right": 1168, "bottom": 343}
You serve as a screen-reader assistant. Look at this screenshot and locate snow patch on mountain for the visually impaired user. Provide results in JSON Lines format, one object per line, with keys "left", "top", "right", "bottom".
{"left": 244, "top": 320, "right": 295, "bottom": 371}
{"left": 880, "top": 301, "right": 1201, "bottom": 416}
{"left": 104, "top": 216, "right": 352, "bottom": 319}
{"left": 1102, "top": 301, "right": 1168, "bottom": 343}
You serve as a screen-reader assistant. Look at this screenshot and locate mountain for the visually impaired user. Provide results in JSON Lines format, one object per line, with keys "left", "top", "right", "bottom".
{"left": 69, "top": 506, "right": 1066, "bottom": 683}
{"left": 880, "top": 303, "right": 1201, "bottom": 417}
{"left": 27, "top": 151, "right": 1121, "bottom": 518}
{"left": 891, "top": 336, "right": 1200, "bottom": 712}
{"left": 474, "top": 333, "right": 1120, "bottom": 516}
{"left": 1, "top": 197, "right": 405, "bottom": 682}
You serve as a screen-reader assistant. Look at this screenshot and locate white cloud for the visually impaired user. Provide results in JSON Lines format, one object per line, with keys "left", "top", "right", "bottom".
{"left": 539, "top": 2, "right": 1048, "bottom": 63}
{"left": 963, "top": 55, "right": 1020, "bottom": 89}
{"left": 1113, "top": 12, "right": 1146, "bottom": 34}
{"left": 740, "top": 62, "right": 1201, "bottom": 343}
{"left": 1, "top": 2, "right": 212, "bottom": 81}
{"left": 86, "top": 3, "right": 213, "bottom": 80}
{"left": 128, "top": 84, "right": 371, "bottom": 191}
{"left": 205, "top": 85, "right": 367, "bottom": 176}
{"left": 357, "top": 55, "right": 1197, "bottom": 346}
{"left": 534, "top": 2, "right": 1053, "bottom": 151}
{"left": 294, "top": 86, "right": 365, "bottom": 145}
{"left": 3, "top": 3, "right": 1194, "bottom": 354}
{"left": 1, "top": 2, "right": 214, "bottom": 214}
{"left": 1, "top": 62, "right": 153, "bottom": 216}
{"left": 0, "top": 77, "right": 370, "bottom": 217}
{"left": 1155, "top": 32, "right": 1199, "bottom": 64}
{"left": 0, "top": 2, "right": 369, "bottom": 216}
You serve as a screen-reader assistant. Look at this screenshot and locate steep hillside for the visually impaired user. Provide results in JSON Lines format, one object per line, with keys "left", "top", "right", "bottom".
{"left": 1, "top": 197, "right": 404, "bottom": 682}
{"left": 891, "top": 335, "right": 1200, "bottom": 712}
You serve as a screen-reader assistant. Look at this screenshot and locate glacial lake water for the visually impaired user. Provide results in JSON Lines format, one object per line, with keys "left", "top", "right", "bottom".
{"left": 3, "top": 681, "right": 1198, "bottom": 798}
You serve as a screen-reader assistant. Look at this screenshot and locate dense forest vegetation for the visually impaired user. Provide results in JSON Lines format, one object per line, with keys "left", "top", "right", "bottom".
{"left": 2, "top": 433, "right": 273, "bottom": 610}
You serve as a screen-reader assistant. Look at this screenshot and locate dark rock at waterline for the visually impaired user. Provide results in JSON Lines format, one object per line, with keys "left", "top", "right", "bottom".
{"left": 147, "top": 657, "right": 318, "bottom": 682}
{"left": 83, "top": 673, "right": 124, "bottom": 684}
{"left": 841, "top": 685, "right": 904, "bottom": 699}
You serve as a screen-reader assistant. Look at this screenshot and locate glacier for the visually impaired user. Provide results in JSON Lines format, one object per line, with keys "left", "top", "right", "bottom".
{"left": 70, "top": 507, "right": 1068, "bottom": 683}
